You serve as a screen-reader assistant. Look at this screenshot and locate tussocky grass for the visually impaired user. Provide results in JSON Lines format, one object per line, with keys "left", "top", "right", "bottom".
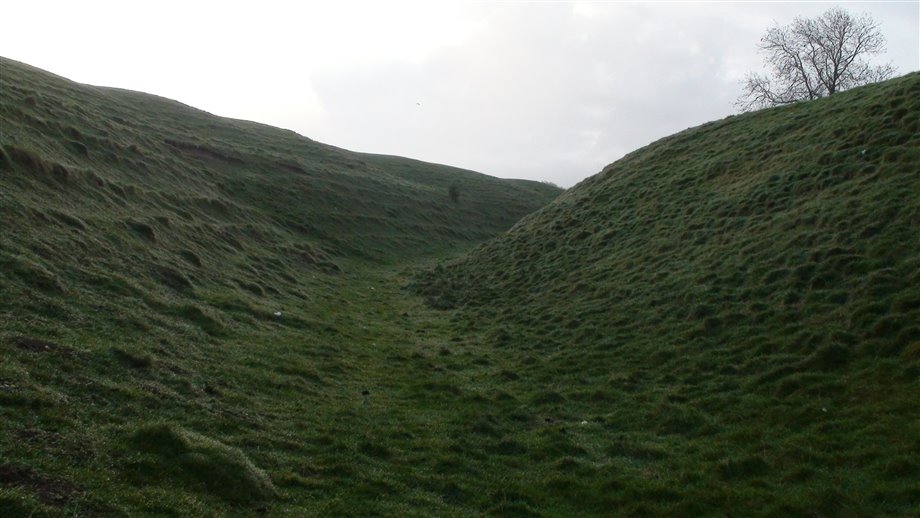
{"left": 2, "top": 55, "right": 919, "bottom": 516}
{"left": 0, "top": 56, "right": 564, "bottom": 515}
{"left": 414, "top": 72, "right": 920, "bottom": 516}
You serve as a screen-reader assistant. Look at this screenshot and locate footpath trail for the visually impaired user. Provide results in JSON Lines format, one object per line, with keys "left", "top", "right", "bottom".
{"left": 278, "top": 263, "right": 622, "bottom": 516}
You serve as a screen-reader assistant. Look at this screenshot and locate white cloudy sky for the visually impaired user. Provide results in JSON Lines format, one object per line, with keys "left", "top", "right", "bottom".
{"left": 1, "top": 1, "right": 917, "bottom": 186}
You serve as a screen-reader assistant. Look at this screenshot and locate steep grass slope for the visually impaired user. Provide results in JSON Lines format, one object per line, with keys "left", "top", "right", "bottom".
{"left": 0, "top": 57, "right": 566, "bottom": 516}
{"left": 0, "top": 56, "right": 559, "bottom": 339}
{"left": 416, "top": 73, "right": 920, "bottom": 515}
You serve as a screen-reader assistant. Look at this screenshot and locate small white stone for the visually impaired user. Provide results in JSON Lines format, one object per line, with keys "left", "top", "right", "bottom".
{"left": 580, "top": 420, "right": 588, "bottom": 425}
{"left": 273, "top": 311, "right": 282, "bottom": 317}
{"left": 821, "top": 407, "right": 827, "bottom": 412}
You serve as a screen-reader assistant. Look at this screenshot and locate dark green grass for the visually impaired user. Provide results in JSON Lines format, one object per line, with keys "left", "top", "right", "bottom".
{"left": 416, "top": 73, "right": 920, "bottom": 515}
{"left": 0, "top": 57, "right": 565, "bottom": 515}
{"left": 2, "top": 54, "right": 918, "bottom": 516}
{"left": 0, "top": 55, "right": 558, "bottom": 346}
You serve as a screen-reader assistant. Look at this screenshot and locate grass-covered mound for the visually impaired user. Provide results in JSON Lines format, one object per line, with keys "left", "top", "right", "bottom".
{"left": 0, "top": 55, "right": 559, "bottom": 340}
{"left": 0, "top": 57, "right": 566, "bottom": 515}
{"left": 129, "top": 422, "right": 277, "bottom": 504}
{"left": 416, "top": 73, "right": 920, "bottom": 515}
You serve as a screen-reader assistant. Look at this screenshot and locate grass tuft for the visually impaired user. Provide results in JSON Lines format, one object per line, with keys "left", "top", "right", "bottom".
{"left": 130, "top": 423, "right": 276, "bottom": 504}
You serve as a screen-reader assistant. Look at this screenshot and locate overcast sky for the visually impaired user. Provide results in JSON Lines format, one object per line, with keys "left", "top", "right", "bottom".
{"left": 2, "top": 1, "right": 917, "bottom": 186}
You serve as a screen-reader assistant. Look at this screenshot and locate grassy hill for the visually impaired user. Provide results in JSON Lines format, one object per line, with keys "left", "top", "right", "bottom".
{"left": 415, "top": 73, "right": 920, "bottom": 515}
{"left": 0, "top": 56, "right": 559, "bottom": 340}
{"left": 2, "top": 54, "right": 917, "bottom": 517}
{"left": 0, "top": 57, "right": 562, "bottom": 515}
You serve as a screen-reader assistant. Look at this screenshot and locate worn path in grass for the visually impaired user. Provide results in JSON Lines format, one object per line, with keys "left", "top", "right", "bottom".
{"left": 1, "top": 256, "right": 572, "bottom": 516}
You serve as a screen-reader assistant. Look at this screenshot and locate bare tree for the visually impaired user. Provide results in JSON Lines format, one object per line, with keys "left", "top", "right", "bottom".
{"left": 737, "top": 7, "right": 895, "bottom": 111}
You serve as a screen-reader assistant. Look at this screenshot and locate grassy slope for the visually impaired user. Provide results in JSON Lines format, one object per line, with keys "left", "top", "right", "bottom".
{"left": 3, "top": 54, "right": 917, "bottom": 517}
{"left": 0, "top": 57, "right": 565, "bottom": 516}
{"left": 416, "top": 73, "right": 920, "bottom": 515}
{"left": 0, "top": 56, "right": 559, "bottom": 340}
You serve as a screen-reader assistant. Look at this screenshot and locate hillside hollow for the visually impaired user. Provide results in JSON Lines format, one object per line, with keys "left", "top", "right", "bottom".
{"left": 1, "top": 58, "right": 918, "bottom": 516}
